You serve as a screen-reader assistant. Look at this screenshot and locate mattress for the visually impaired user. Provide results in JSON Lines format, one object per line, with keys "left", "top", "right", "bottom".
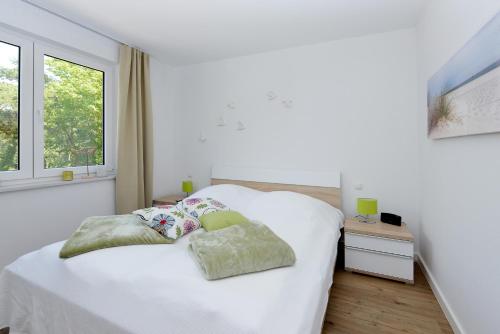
{"left": 0, "top": 184, "right": 344, "bottom": 334}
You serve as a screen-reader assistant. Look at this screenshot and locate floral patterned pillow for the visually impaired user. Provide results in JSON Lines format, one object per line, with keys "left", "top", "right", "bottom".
{"left": 178, "top": 197, "right": 229, "bottom": 219}
{"left": 133, "top": 205, "right": 200, "bottom": 240}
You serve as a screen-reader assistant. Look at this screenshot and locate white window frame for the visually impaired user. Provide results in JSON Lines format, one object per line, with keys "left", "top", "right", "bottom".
{"left": 0, "top": 26, "right": 116, "bottom": 187}
{"left": 33, "top": 42, "right": 115, "bottom": 178}
{"left": 0, "top": 29, "right": 33, "bottom": 181}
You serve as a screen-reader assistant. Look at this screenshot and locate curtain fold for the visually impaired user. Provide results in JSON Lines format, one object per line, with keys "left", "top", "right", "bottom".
{"left": 116, "top": 45, "right": 153, "bottom": 214}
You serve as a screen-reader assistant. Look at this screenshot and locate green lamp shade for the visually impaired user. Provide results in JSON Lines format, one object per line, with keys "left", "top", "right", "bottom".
{"left": 357, "top": 198, "right": 378, "bottom": 215}
{"left": 182, "top": 180, "right": 193, "bottom": 193}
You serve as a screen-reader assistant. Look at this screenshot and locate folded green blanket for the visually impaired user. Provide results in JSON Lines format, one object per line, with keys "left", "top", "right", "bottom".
{"left": 60, "top": 215, "right": 173, "bottom": 258}
{"left": 189, "top": 222, "right": 296, "bottom": 280}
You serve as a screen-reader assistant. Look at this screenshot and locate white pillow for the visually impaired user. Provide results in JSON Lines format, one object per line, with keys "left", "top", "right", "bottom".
{"left": 189, "top": 184, "right": 262, "bottom": 212}
{"left": 177, "top": 197, "right": 229, "bottom": 219}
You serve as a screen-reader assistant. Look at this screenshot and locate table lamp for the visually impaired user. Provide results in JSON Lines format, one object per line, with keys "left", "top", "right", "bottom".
{"left": 182, "top": 180, "right": 193, "bottom": 197}
{"left": 356, "top": 198, "right": 378, "bottom": 223}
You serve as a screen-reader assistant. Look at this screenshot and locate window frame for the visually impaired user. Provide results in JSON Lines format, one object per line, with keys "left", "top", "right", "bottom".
{"left": 0, "top": 26, "right": 116, "bottom": 185}
{"left": 0, "top": 29, "right": 33, "bottom": 181}
{"left": 33, "top": 43, "right": 115, "bottom": 178}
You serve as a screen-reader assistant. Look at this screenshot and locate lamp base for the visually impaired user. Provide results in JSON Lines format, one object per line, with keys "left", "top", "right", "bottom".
{"left": 354, "top": 215, "right": 377, "bottom": 224}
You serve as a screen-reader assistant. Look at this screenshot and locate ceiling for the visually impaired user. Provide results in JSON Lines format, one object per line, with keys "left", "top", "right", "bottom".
{"left": 26, "top": 0, "right": 428, "bottom": 65}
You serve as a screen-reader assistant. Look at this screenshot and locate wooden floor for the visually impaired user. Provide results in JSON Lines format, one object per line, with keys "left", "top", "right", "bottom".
{"left": 323, "top": 263, "right": 453, "bottom": 334}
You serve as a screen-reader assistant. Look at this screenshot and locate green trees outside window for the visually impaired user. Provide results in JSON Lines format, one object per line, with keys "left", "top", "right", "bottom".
{"left": 43, "top": 55, "right": 104, "bottom": 169}
{"left": 0, "top": 41, "right": 19, "bottom": 171}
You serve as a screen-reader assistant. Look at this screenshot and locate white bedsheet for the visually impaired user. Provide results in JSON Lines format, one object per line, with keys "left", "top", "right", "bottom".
{"left": 0, "top": 185, "right": 344, "bottom": 334}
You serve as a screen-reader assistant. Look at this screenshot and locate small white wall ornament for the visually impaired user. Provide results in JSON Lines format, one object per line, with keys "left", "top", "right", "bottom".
{"left": 236, "top": 121, "right": 246, "bottom": 131}
{"left": 282, "top": 99, "right": 293, "bottom": 109}
{"left": 216, "top": 102, "right": 236, "bottom": 126}
{"left": 216, "top": 116, "right": 227, "bottom": 126}
{"left": 267, "top": 91, "right": 277, "bottom": 101}
{"left": 198, "top": 132, "right": 207, "bottom": 143}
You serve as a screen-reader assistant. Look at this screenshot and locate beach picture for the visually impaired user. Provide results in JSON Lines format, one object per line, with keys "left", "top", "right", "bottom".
{"left": 427, "top": 12, "right": 500, "bottom": 139}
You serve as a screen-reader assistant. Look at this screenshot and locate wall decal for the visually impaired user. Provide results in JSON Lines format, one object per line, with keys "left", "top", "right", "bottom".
{"left": 236, "top": 121, "right": 246, "bottom": 131}
{"left": 427, "top": 12, "right": 500, "bottom": 139}
{"left": 216, "top": 116, "right": 226, "bottom": 126}
{"left": 267, "top": 91, "right": 277, "bottom": 101}
{"left": 282, "top": 99, "right": 293, "bottom": 109}
{"left": 216, "top": 102, "right": 236, "bottom": 127}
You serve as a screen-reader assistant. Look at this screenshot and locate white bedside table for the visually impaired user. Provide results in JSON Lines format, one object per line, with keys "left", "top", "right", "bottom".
{"left": 344, "top": 218, "right": 414, "bottom": 284}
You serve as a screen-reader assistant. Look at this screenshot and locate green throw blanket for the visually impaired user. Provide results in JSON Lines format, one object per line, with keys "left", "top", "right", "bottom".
{"left": 60, "top": 215, "right": 173, "bottom": 258}
{"left": 189, "top": 222, "right": 296, "bottom": 280}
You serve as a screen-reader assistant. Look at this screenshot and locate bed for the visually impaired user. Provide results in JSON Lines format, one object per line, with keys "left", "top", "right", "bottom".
{"left": 0, "top": 167, "right": 344, "bottom": 334}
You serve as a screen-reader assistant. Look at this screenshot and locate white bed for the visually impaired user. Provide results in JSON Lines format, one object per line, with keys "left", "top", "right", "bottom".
{"left": 0, "top": 170, "right": 344, "bottom": 334}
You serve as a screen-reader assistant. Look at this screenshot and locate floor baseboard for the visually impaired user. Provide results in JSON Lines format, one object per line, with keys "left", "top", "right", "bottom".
{"left": 415, "top": 253, "right": 465, "bottom": 334}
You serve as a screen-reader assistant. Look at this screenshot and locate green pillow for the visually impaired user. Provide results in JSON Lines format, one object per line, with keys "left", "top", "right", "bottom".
{"left": 199, "top": 211, "right": 250, "bottom": 231}
{"left": 60, "top": 214, "right": 173, "bottom": 258}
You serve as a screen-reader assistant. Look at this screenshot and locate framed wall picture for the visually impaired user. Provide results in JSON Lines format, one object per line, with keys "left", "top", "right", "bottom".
{"left": 427, "top": 12, "right": 500, "bottom": 139}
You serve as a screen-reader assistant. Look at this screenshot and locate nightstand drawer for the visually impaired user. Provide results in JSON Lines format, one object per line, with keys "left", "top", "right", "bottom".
{"left": 345, "top": 232, "right": 413, "bottom": 257}
{"left": 345, "top": 247, "right": 413, "bottom": 282}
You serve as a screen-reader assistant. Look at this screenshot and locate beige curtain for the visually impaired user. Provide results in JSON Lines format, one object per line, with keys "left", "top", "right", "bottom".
{"left": 116, "top": 45, "right": 154, "bottom": 214}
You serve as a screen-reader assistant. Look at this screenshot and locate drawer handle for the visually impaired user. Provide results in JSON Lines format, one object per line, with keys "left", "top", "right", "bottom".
{"left": 346, "top": 232, "right": 413, "bottom": 243}
{"left": 346, "top": 246, "right": 413, "bottom": 259}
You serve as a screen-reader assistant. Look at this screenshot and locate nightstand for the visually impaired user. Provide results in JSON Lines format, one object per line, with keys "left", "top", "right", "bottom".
{"left": 153, "top": 194, "right": 186, "bottom": 206}
{"left": 344, "top": 218, "right": 414, "bottom": 284}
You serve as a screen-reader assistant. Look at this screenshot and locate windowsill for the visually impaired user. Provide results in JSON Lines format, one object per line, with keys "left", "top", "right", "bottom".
{"left": 0, "top": 174, "right": 116, "bottom": 194}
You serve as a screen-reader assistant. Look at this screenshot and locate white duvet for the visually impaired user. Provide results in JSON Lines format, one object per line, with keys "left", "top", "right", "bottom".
{"left": 0, "top": 185, "right": 344, "bottom": 334}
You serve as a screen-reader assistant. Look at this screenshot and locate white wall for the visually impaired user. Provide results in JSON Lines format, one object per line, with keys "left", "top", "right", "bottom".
{"left": 0, "top": 0, "right": 118, "bottom": 63}
{"left": 150, "top": 58, "right": 179, "bottom": 198}
{"left": 0, "top": 0, "right": 177, "bottom": 268}
{"left": 0, "top": 182, "right": 115, "bottom": 267}
{"left": 416, "top": 1, "right": 500, "bottom": 334}
{"left": 173, "top": 29, "right": 420, "bottom": 241}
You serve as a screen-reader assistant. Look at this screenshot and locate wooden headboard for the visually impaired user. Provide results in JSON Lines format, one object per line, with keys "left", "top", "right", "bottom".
{"left": 211, "top": 166, "right": 342, "bottom": 209}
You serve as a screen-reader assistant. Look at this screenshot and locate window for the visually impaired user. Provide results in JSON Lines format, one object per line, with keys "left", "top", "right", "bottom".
{"left": 42, "top": 55, "right": 104, "bottom": 169}
{"left": 0, "top": 41, "right": 20, "bottom": 172}
{"left": 0, "top": 28, "right": 114, "bottom": 184}
{"left": 0, "top": 30, "right": 33, "bottom": 181}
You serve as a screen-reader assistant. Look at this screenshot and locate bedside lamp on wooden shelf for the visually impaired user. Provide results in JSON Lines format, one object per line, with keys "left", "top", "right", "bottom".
{"left": 355, "top": 198, "right": 378, "bottom": 224}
